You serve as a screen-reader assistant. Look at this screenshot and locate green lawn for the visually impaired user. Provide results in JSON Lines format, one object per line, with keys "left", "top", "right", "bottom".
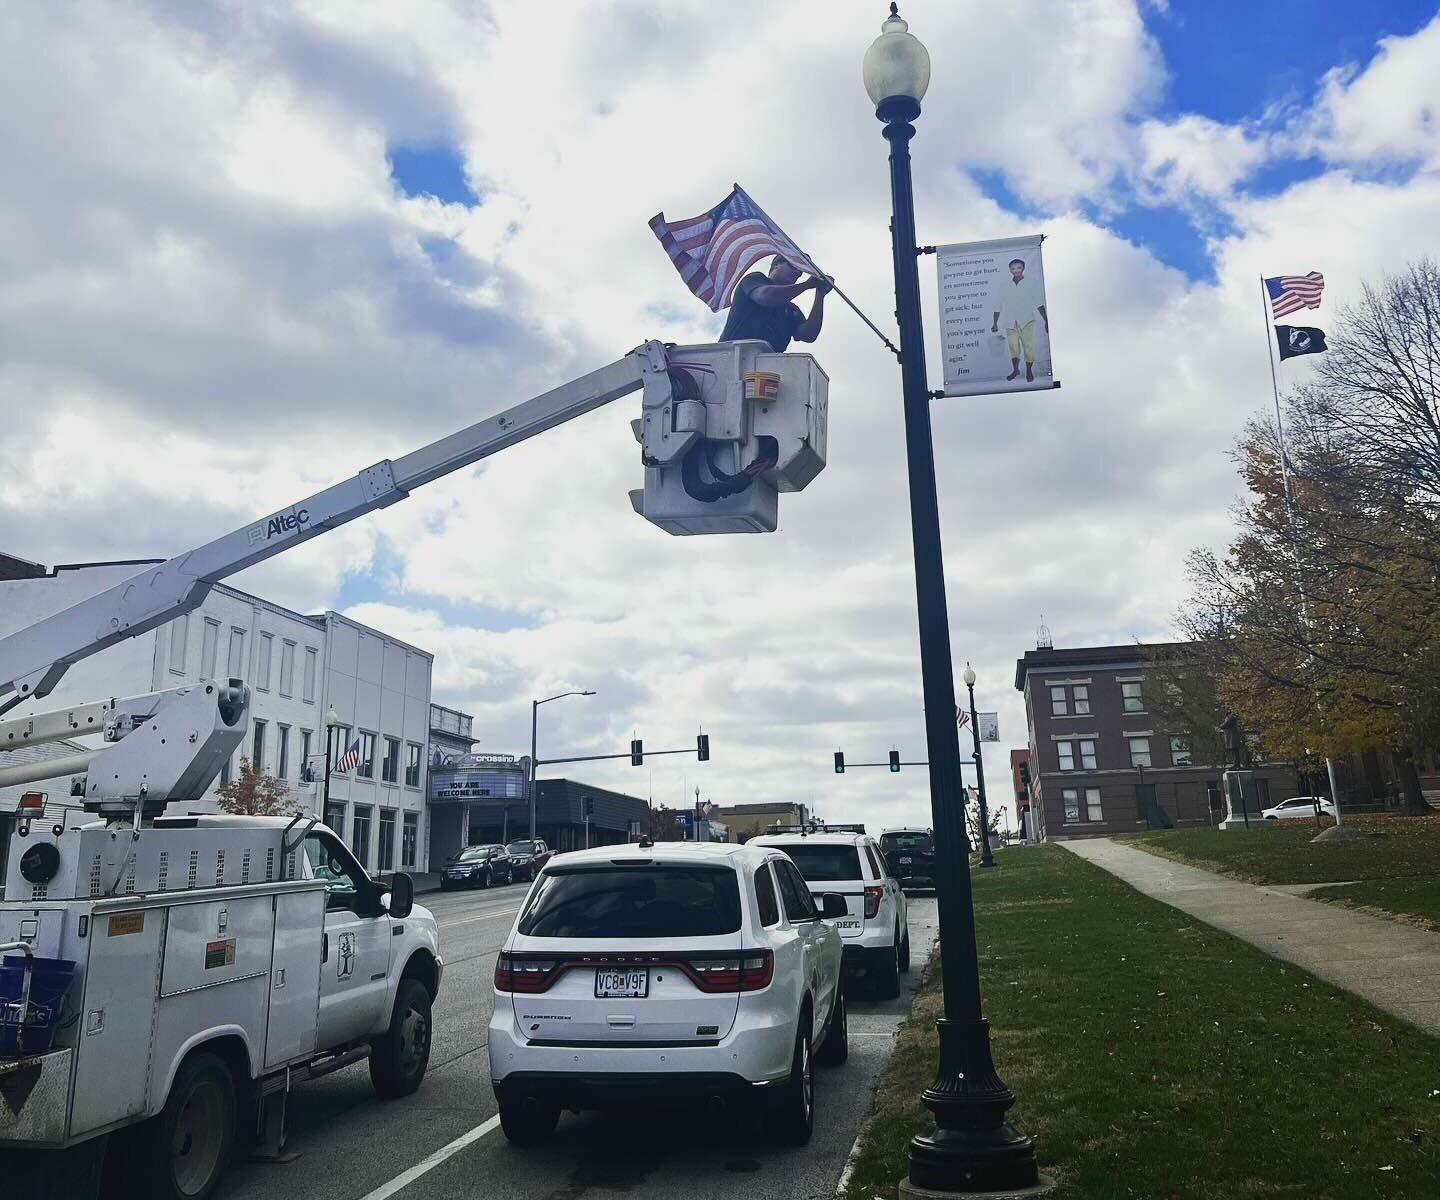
{"left": 842, "top": 845, "right": 1440, "bottom": 1200}
{"left": 1117, "top": 814, "right": 1440, "bottom": 929}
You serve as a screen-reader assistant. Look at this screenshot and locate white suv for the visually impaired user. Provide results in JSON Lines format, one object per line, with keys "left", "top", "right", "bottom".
{"left": 489, "top": 840, "right": 846, "bottom": 1146}
{"left": 750, "top": 829, "right": 909, "bottom": 998}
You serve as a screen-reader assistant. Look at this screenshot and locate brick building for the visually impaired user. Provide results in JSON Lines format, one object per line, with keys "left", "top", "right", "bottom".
{"left": 1014, "top": 642, "right": 1299, "bottom": 841}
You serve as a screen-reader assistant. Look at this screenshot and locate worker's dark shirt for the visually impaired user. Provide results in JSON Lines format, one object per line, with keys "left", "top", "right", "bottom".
{"left": 720, "top": 273, "right": 805, "bottom": 352}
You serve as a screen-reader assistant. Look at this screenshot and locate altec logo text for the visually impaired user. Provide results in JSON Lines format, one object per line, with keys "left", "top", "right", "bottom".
{"left": 247, "top": 508, "right": 310, "bottom": 546}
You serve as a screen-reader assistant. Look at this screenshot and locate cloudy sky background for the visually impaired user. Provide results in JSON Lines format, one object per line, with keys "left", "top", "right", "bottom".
{"left": 4, "top": 0, "right": 1440, "bottom": 831}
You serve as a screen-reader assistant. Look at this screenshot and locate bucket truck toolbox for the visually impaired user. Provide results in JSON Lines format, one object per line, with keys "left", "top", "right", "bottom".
{"left": 0, "top": 878, "right": 326, "bottom": 1150}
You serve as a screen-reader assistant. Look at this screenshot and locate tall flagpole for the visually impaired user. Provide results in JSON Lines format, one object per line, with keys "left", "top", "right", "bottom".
{"left": 1259, "top": 277, "right": 1344, "bottom": 825}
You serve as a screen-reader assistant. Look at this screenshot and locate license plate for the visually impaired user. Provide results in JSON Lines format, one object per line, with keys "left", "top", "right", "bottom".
{"left": 899, "top": 857, "right": 912, "bottom": 864}
{"left": 594, "top": 969, "right": 649, "bottom": 998}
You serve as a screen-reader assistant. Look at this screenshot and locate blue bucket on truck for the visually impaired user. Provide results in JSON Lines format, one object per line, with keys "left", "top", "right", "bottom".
{"left": 1, "top": 955, "right": 77, "bottom": 1055}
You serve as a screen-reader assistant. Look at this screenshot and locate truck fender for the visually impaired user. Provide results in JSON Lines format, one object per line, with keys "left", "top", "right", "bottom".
{"left": 150, "top": 1026, "right": 257, "bottom": 1117}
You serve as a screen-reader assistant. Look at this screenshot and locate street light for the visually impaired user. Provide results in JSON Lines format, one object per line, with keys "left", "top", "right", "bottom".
{"left": 528, "top": 690, "right": 596, "bottom": 840}
{"left": 962, "top": 663, "right": 996, "bottom": 869}
{"left": 322, "top": 707, "right": 340, "bottom": 819}
{"left": 864, "top": 7, "right": 1043, "bottom": 1193}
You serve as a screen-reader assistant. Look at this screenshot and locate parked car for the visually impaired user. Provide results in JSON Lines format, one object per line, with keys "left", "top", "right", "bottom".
{"left": 505, "top": 838, "right": 555, "bottom": 882}
{"left": 750, "top": 828, "right": 909, "bottom": 998}
{"left": 1262, "top": 796, "right": 1337, "bottom": 821}
{"left": 489, "top": 840, "right": 847, "bottom": 1146}
{"left": 879, "top": 826, "right": 936, "bottom": 891}
{"left": 440, "top": 843, "right": 514, "bottom": 890}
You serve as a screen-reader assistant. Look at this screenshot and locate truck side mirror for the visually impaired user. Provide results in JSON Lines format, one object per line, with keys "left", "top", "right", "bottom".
{"left": 386, "top": 872, "right": 414, "bottom": 920}
{"left": 820, "top": 893, "right": 848, "bottom": 919}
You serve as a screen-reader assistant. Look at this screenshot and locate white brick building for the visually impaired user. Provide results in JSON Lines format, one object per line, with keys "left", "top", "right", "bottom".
{"left": 0, "top": 555, "right": 434, "bottom": 872}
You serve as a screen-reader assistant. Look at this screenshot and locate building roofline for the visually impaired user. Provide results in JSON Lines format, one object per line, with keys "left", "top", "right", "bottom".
{"left": 1014, "top": 641, "right": 1189, "bottom": 691}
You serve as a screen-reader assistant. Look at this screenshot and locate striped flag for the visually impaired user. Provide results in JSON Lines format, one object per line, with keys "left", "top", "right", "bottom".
{"left": 1265, "top": 272, "right": 1324, "bottom": 319}
{"left": 956, "top": 706, "right": 970, "bottom": 729}
{"left": 335, "top": 736, "right": 361, "bottom": 774}
{"left": 650, "top": 185, "right": 817, "bottom": 313}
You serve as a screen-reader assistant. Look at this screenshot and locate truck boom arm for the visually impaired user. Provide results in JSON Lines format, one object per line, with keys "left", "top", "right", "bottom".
{"left": 0, "top": 342, "right": 671, "bottom": 713}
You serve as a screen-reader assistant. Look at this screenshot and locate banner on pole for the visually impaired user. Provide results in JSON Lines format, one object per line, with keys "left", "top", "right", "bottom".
{"left": 936, "top": 235, "right": 1056, "bottom": 397}
{"left": 977, "top": 712, "right": 1000, "bottom": 743}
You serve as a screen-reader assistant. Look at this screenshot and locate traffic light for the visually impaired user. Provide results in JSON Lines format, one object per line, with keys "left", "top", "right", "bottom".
{"left": 1018, "top": 760, "right": 1032, "bottom": 791}
{"left": 697, "top": 733, "right": 710, "bottom": 761}
{"left": 889, "top": 750, "right": 901, "bottom": 772}
{"left": 834, "top": 751, "right": 845, "bottom": 774}
{"left": 630, "top": 739, "right": 643, "bottom": 766}
{"left": 584, "top": 795, "right": 595, "bottom": 817}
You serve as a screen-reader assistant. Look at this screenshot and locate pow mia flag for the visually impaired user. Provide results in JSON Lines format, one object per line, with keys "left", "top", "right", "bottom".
{"left": 1276, "top": 324, "right": 1327, "bottom": 361}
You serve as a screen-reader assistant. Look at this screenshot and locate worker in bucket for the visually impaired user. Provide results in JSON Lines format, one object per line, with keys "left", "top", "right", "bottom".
{"left": 721, "top": 255, "right": 831, "bottom": 353}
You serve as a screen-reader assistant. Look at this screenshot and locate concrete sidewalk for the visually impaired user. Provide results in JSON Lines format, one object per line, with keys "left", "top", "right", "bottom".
{"left": 1062, "top": 838, "right": 1440, "bottom": 1036}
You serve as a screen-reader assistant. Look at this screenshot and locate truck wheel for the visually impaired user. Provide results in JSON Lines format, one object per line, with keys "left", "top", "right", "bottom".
{"left": 370, "top": 979, "right": 432, "bottom": 1098}
{"left": 767, "top": 1023, "right": 814, "bottom": 1145}
{"left": 145, "top": 1051, "right": 235, "bottom": 1199}
{"left": 498, "top": 1096, "right": 560, "bottom": 1145}
{"left": 874, "top": 937, "right": 901, "bottom": 999}
{"left": 816, "top": 989, "right": 848, "bottom": 1066}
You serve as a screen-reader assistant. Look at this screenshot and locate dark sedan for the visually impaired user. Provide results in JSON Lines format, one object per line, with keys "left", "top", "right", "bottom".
{"left": 440, "top": 843, "right": 514, "bottom": 890}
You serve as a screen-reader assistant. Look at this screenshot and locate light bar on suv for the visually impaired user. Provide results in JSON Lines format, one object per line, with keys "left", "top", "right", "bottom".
{"left": 494, "top": 950, "right": 775, "bottom": 995}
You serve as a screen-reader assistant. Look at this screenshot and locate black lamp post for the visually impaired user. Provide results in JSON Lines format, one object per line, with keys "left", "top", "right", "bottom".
{"left": 863, "top": 6, "right": 1042, "bottom": 1193}
{"left": 322, "top": 707, "right": 339, "bottom": 818}
{"left": 962, "top": 663, "right": 996, "bottom": 869}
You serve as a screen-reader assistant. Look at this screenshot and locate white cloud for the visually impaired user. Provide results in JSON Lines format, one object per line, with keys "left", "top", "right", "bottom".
{"left": 4, "top": 2, "right": 1440, "bottom": 832}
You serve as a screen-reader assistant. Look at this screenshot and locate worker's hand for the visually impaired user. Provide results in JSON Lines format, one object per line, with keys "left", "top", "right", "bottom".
{"left": 811, "top": 275, "right": 834, "bottom": 296}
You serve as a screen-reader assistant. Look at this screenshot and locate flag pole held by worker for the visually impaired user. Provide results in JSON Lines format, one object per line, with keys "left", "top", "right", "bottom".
{"left": 649, "top": 184, "right": 899, "bottom": 357}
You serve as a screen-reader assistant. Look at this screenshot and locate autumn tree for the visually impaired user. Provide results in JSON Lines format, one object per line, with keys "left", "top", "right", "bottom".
{"left": 216, "top": 757, "right": 300, "bottom": 816}
{"left": 646, "top": 805, "right": 684, "bottom": 842}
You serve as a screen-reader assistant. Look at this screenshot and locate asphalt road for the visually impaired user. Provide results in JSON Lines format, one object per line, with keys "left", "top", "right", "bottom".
{"left": 218, "top": 884, "right": 939, "bottom": 1200}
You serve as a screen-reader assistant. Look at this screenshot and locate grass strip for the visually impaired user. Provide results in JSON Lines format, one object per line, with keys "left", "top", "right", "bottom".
{"left": 841, "top": 845, "right": 1440, "bottom": 1200}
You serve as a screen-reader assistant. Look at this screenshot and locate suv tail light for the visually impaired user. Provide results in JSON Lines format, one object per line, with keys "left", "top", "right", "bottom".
{"left": 681, "top": 951, "right": 774, "bottom": 993}
{"left": 494, "top": 954, "right": 559, "bottom": 993}
{"left": 863, "top": 885, "right": 884, "bottom": 920}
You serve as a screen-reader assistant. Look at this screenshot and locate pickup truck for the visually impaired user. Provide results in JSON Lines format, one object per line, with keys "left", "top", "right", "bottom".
{"left": 0, "top": 813, "right": 442, "bottom": 1200}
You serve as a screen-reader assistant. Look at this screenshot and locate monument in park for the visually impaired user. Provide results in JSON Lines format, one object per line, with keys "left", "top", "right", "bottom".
{"left": 1218, "top": 714, "right": 1266, "bottom": 830}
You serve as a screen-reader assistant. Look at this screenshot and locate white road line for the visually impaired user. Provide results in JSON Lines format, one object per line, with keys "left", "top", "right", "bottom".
{"left": 438, "top": 906, "right": 520, "bottom": 931}
{"left": 356, "top": 1114, "right": 501, "bottom": 1200}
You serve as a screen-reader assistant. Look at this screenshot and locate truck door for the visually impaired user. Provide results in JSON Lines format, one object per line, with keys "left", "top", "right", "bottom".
{"left": 303, "top": 830, "right": 393, "bottom": 1048}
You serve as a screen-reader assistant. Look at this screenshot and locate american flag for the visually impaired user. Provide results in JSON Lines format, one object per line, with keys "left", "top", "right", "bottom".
{"left": 955, "top": 706, "right": 970, "bottom": 729}
{"left": 335, "top": 736, "right": 361, "bottom": 774}
{"left": 649, "top": 185, "right": 816, "bottom": 313}
{"left": 1265, "top": 272, "right": 1324, "bottom": 319}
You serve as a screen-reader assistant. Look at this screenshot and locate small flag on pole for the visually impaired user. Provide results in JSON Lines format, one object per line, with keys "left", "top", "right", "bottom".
{"left": 956, "top": 707, "right": 970, "bottom": 729}
{"left": 649, "top": 185, "right": 817, "bottom": 313}
{"left": 1265, "top": 272, "right": 1324, "bottom": 319}
{"left": 335, "top": 736, "right": 361, "bottom": 774}
{"left": 1275, "top": 325, "right": 1327, "bottom": 360}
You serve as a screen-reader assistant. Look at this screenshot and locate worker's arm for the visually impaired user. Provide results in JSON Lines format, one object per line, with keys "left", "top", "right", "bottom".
{"left": 793, "top": 279, "right": 831, "bottom": 343}
{"left": 747, "top": 278, "right": 819, "bottom": 307}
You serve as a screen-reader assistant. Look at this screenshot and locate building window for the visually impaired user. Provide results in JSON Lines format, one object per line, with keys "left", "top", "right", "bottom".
{"left": 405, "top": 743, "right": 422, "bottom": 788}
{"left": 1057, "top": 741, "right": 1075, "bottom": 772}
{"left": 168, "top": 615, "right": 188, "bottom": 674}
{"left": 228, "top": 628, "right": 247, "bottom": 680}
{"left": 252, "top": 720, "right": 267, "bottom": 772}
{"left": 300, "top": 729, "right": 313, "bottom": 782}
{"left": 1085, "top": 787, "right": 1103, "bottom": 821}
{"left": 325, "top": 801, "right": 345, "bottom": 837}
{"left": 256, "top": 632, "right": 273, "bottom": 690}
{"left": 1062, "top": 788, "right": 1080, "bottom": 823}
{"left": 381, "top": 738, "right": 400, "bottom": 784}
{"left": 279, "top": 640, "right": 296, "bottom": 697}
{"left": 358, "top": 732, "right": 376, "bottom": 779}
{"left": 402, "top": 813, "right": 419, "bottom": 869}
{"left": 327, "top": 723, "right": 350, "bottom": 762}
{"left": 1169, "top": 736, "right": 1192, "bottom": 766}
{"left": 1072, "top": 685, "right": 1090, "bottom": 714}
{"left": 201, "top": 618, "right": 220, "bottom": 679}
{"left": 277, "top": 724, "right": 290, "bottom": 780}
{"left": 303, "top": 647, "right": 318, "bottom": 703}
{"left": 1050, "top": 686, "right": 1067, "bottom": 717}
{"left": 1122, "top": 681, "right": 1144, "bottom": 713}
{"left": 378, "top": 809, "right": 397, "bottom": 872}
{"left": 352, "top": 806, "right": 372, "bottom": 866}
{"left": 1129, "top": 737, "right": 1152, "bottom": 768}
{"left": 1079, "top": 739, "right": 1097, "bottom": 770}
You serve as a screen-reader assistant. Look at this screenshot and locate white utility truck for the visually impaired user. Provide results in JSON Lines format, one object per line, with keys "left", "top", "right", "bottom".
{"left": 0, "top": 338, "right": 828, "bottom": 1199}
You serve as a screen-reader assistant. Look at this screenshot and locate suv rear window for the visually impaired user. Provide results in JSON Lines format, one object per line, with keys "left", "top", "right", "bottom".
{"left": 881, "top": 832, "right": 933, "bottom": 854}
{"left": 517, "top": 866, "right": 742, "bottom": 938}
{"left": 767, "top": 843, "right": 863, "bottom": 882}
